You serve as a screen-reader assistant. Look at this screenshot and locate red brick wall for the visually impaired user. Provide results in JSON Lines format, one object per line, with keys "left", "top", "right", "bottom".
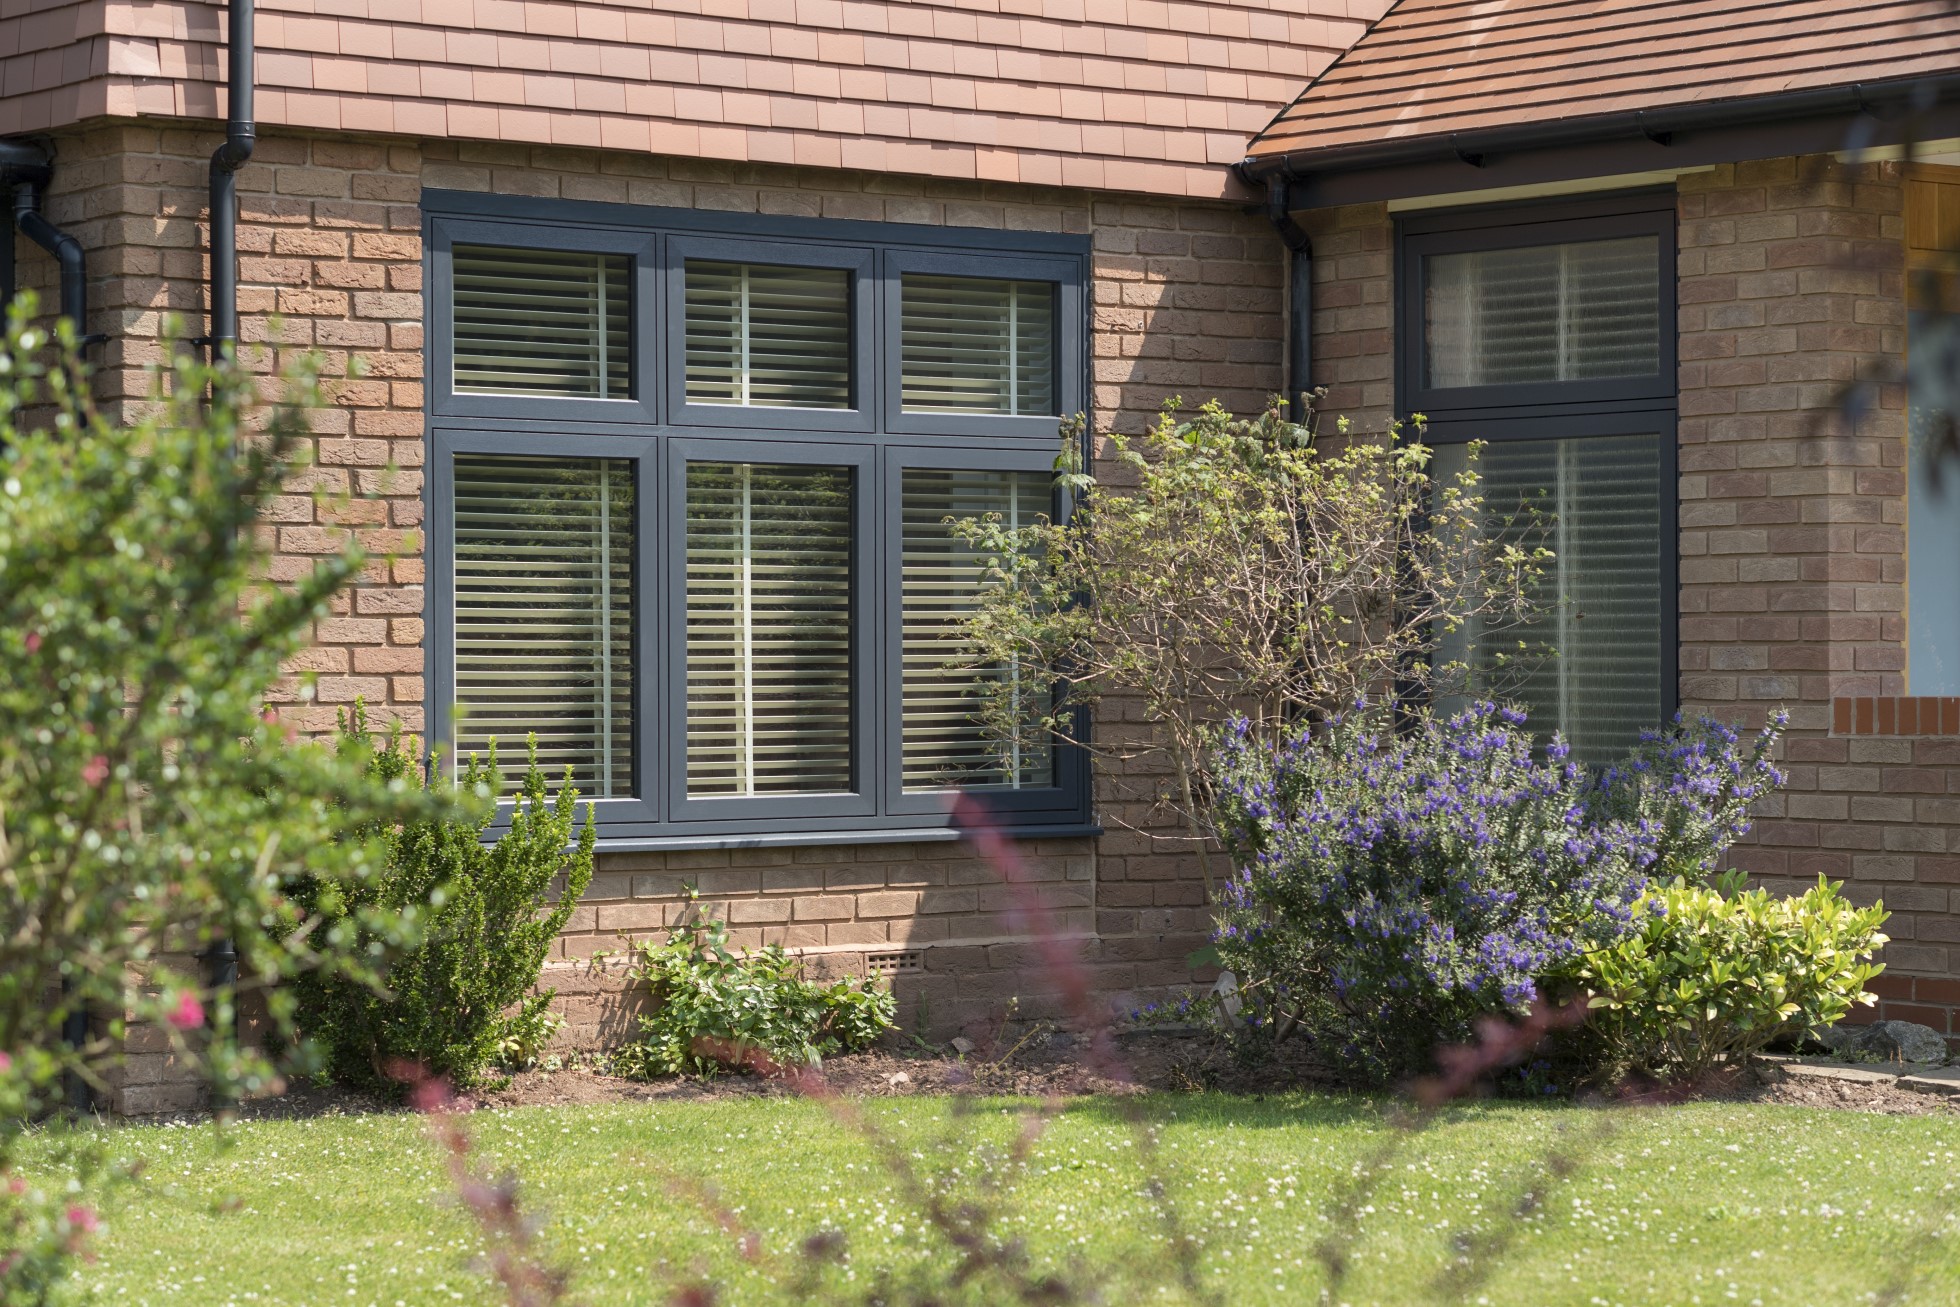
{"left": 1672, "top": 157, "right": 1960, "bottom": 1034}
{"left": 19, "top": 123, "right": 1282, "bottom": 1093}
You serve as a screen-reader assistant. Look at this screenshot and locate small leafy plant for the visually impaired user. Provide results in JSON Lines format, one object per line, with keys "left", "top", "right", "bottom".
{"left": 614, "top": 901, "right": 894, "bottom": 1077}
{"left": 1560, "top": 872, "right": 1889, "bottom": 1084}
{"left": 288, "top": 708, "right": 595, "bottom": 1092}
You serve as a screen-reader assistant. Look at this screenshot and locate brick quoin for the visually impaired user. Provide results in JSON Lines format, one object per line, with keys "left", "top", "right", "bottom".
{"left": 27, "top": 123, "right": 1281, "bottom": 1094}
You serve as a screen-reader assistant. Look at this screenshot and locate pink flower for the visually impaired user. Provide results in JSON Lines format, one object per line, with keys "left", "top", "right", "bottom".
{"left": 24, "top": 632, "right": 40, "bottom": 654}
{"left": 166, "top": 992, "right": 204, "bottom": 1032}
{"left": 0, "top": 1050, "right": 11, "bottom": 1074}
{"left": 81, "top": 755, "right": 109, "bottom": 788}
{"left": 65, "top": 1206, "right": 98, "bottom": 1234}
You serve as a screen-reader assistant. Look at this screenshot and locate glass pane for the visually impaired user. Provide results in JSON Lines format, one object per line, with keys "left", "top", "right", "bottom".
{"left": 1434, "top": 434, "right": 1665, "bottom": 766}
{"left": 901, "top": 274, "right": 1056, "bottom": 415}
{"left": 685, "top": 462, "right": 854, "bottom": 796}
{"left": 453, "top": 246, "right": 630, "bottom": 398}
{"left": 453, "top": 455, "right": 635, "bottom": 796}
{"left": 1909, "top": 310, "right": 1960, "bottom": 692}
{"left": 684, "top": 261, "right": 852, "bottom": 408}
{"left": 901, "top": 468, "right": 1055, "bottom": 790}
{"left": 1425, "top": 236, "right": 1660, "bottom": 388}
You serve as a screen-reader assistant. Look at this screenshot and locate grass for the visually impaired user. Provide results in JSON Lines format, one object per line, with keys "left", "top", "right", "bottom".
{"left": 29, "top": 1091, "right": 1960, "bottom": 1306}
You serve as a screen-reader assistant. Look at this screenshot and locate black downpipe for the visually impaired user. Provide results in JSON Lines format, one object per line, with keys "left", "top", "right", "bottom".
{"left": 204, "top": 0, "right": 256, "bottom": 359}
{"left": 14, "top": 186, "right": 87, "bottom": 335}
{"left": 60, "top": 980, "right": 89, "bottom": 1114}
{"left": 1, "top": 206, "right": 14, "bottom": 314}
{"left": 0, "top": 138, "right": 93, "bottom": 348}
{"left": 1264, "top": 176, "right": 1313, "bottom": 423}
{"left": 201, "top": 0, "right": 254, "bottom": 1097}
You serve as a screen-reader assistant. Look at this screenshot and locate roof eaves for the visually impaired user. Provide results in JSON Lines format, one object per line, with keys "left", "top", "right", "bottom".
{"left": 1235, "top": 71, "right": 1960, "bottom": 188}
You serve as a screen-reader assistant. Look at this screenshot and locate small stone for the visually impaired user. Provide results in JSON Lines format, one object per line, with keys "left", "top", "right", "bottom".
{"left": 1211, "top": 970, "right": 1243, "bottom": 1020}
{"left": 887, "top": 1072, "right": 910, "bottom": 1087}
{"left": 950, "top": 1037, "right": 974, "bottom": 1056}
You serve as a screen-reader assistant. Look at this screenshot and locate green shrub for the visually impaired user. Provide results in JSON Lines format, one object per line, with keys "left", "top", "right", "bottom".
{"left": 614, "top": 904, "right": 895, "bottom": 1078}
{"left": 289, "top": 707, "right": 595, "bottom": 1091}
{"left": 0, "top": 303, "right": 459, "bottom": 1301}
{"left": 1560, "top": 873, "right": 1889, "bottom": 1084}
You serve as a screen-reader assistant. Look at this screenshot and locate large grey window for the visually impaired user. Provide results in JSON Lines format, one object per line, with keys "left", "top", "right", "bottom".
{"left": 452, "top": 245, "right": 631, "bottom": 398}
{"left": 451, "top": 454, "right": 635, "bottom": 794}
{"left": 685, "top": 462, "right": 855, "bottom": 796}
{"left": 1399, "top": 193, "right": 1677, "bottom": 765}
{"left": 684, "top": 262, "right": 852, "bottom": 408}
{"left": 901, "top": 275, "right": 1056, "bottom": 416}
{"left": 900, "top": 468, "right": 1055, "bottom": 790}
{"left": 427, "top": 195, "right": 1090, "bottom": 846}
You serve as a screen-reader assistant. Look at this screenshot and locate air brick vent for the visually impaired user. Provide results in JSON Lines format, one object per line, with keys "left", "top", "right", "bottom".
{"left": 865, "top": 950, "right": 923, "bottom": 976}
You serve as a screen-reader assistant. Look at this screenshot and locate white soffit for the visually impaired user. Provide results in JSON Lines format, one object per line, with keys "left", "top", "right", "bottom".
{"left": 1837, "top": 138, "right": 1960, "bottom": 167}
{"left": 1384, "top": 167, "right": 1719, "bottom": 213}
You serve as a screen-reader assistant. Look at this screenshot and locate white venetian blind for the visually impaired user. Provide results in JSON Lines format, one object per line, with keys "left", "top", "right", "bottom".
{"left": 901, "top": 274, "right": 1056, "bottom": 415}
{"left": 685, "top": 462, "right": 854, "bottom": 795}
{"left": 684, "top": 261, "right": 852, "bottom": 408}
{"left": 1425, "top": 236, "right": 1660, "bottom": 388}
{"left": 452, "top": 455, "right": 635, "bottom": 796}
{"left": 1436, "top": 435, "right": 1665, "bottom": 766}
{"left": 900, "top": 468, "right": 1055, "bottom": 790}
{"left": 452, "top": 245, "right": 630, "bottom": 398}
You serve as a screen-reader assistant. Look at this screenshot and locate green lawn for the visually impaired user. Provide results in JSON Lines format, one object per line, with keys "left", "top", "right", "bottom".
{"left": 33, "top": 1093, "right": 1960, "bottom": 1306}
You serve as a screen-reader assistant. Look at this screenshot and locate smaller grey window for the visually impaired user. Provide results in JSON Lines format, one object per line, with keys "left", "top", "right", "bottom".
{"left": 1424, "top": 236, "right": 1660, "bottom": 389}
{"left": 1433, "top": 434, "right": 1665, "bottom": 766}
{"left": 684, "top": 261, "right": 852, "bottom": 408}
{"left": 901, "top": 274, "right": 1056, "bottom": 415}
{"left": 452, "top": 245, "right": 630, "bottom": 398}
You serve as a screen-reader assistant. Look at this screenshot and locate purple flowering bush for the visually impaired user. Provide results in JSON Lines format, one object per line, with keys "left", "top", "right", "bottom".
{"left": 1208, "top": 702, "right": 1788, "bottom": 1083}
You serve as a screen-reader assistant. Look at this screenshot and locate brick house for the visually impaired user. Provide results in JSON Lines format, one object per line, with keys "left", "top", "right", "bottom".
{"left": 3, "top": 0, "right": 1960, "bottom": 1105}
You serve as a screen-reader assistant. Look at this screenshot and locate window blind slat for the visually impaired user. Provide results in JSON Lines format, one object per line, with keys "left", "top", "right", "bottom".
{"left": 453, "top": 246, "right": 630, "bottom": 398}
{"left": 901, "top": 275, "right": 1057, "bottom": 416}
{"left": 684, "top": 261, "right": 852, "bottom": 409}
{"left": 1425, "top": 236, "right": 1660, "bottom": 389}
{"left": 900, "top": 468, "right": 1055, "bottom": 790}
{"left": 1435, "top": 434, "right": 1664, "bottom": 765}
{"left": 453, "top": 455, "right": 635, "bottom": 796}
{"left": 685, "top": 462, "right": 855, "bottom": 796}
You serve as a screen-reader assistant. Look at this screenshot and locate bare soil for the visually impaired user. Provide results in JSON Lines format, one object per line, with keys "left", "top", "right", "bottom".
{"left": 1710, "top": 1060, "right": 1960, "bottom": 1116}
{"left": 191, "top": 1034, "right": 1959, "bottom": 1123}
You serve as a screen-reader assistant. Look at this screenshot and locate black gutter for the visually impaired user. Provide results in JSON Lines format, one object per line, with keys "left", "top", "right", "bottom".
{"left": 1238, "top": 73, "right": 1960, "bottom": 187}
{"left": 1263, "top": 175, "right": 1314, "bottom": 421}
{"left": 202, "top": 0, "right": 256, "bottom": 359}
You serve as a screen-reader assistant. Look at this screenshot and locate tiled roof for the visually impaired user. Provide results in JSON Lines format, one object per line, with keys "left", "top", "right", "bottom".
{"left": 1, "top": 0, "right": 1389, "bottom": 199}
{"left": 1246, "top": 0, "right": 1960, "bottom": 163}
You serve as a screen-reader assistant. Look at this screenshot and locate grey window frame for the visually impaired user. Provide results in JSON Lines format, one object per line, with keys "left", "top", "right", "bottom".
{"left": 428, "top": 218, "right": 658, "bottom": 425}
{"left": 665, "top": 234, "right": 876, "bottom": 433}
{"left": 882, "top": 247, "right": 1085, "bottom": 439}
{"left": 1393, "top": 189, "right": 1681, "bottom": 726}
{"left": 882, "top": 442, "right": 1090, "bottom": 822}
{"left": 423, "top": 190, "right": 1095, "bottom": 850}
